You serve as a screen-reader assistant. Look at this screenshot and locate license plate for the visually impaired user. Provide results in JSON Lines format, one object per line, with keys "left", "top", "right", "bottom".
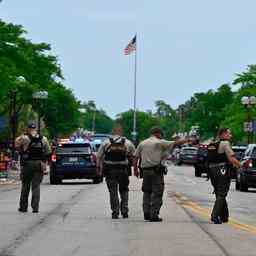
{"left": 69, "top": 157, "right": 78, "bottom": 162}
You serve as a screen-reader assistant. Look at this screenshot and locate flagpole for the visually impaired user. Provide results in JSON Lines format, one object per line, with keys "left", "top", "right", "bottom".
{"left": 132, "top": 34, "right": 137, "bottom": 145}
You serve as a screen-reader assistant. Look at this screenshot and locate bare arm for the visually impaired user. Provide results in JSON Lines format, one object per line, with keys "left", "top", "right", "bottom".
{"left": 228, "top": 155, "right": 241, "bottom": 169}
{"left": 133, "top": 156, "right": 140, "bottom": 177}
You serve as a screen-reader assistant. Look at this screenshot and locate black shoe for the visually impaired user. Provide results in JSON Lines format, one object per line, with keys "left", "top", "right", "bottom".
{"left": 211, "top": 216, "right": 222, "bottom": 224}
{"left": 18, "top": 208, "right": 27, "bottom": 213}
{"left": 150, "top": 216, "right": 163, "bottom": 222}
{"left": 112, "top": 214, "right": 119, "bottom": 219}
{"left": 144, "top": 213, "right": 151, "bottom": 221}
{"left": 222, "top": 218, "right": 229, "bottom": 223}
{"left": 122, "top": 213, "right": 128, "bottom": 218}
{"left": 32, "top": 209, "right": 39, "bottom": 213}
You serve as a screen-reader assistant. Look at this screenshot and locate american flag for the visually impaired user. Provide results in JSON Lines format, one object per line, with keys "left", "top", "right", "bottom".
{"left": 124, "top": 35, "right": 136, "bottom": 55}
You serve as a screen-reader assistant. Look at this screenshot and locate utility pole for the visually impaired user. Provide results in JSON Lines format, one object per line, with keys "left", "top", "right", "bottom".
{"left": 9, "top": 90, "right": 17, "bottom": 158}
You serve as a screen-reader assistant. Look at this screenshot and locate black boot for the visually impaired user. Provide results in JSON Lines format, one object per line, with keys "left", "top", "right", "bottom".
{"left": 144, "top": 213, "right": 151, "bottom": 221}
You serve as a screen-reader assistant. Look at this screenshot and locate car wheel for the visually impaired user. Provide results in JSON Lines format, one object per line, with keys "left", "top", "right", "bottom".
{"left": 240, "top": 176, "right": 248, "bottom": 192}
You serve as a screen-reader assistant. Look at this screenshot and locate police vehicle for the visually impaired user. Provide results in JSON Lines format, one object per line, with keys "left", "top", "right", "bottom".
{"left": 49, "top": 139, "right": 103, "bottom": 184}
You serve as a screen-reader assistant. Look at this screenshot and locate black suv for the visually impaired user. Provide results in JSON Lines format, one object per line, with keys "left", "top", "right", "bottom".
{"left": 236, "top": 144, "right": 256, "bottom": 191}
{"left": 50, "top": 142, "right": 103, "bottom": 184}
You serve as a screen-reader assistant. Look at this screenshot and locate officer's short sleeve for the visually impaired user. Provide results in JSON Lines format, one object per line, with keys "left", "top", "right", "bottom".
{"left": 96, "top": 140, "right": 107, "bottom": 162}
{"left": 160, "top": 140, "right": 175, "bottom": 150}
{"left": 135, "top": 143, "right": 142, "bottom": 158}
{"left": 15, "top": 135, "right": 26, "bottom": 151}
{"left": 221, "top": 141, "right": 235, "bottom": 158}
{"left": 126, "top": 140, "right": 136, "bottom": 155}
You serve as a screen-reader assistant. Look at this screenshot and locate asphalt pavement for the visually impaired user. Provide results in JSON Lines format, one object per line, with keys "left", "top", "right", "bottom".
{"left": 0, "top": 165, "right": 256, "bottom": 256}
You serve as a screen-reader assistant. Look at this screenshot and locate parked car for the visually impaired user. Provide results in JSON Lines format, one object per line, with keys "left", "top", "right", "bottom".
{"left": 230, "top": 145, "right": 247, "bottom": 179}
{"left": 193, "top": 144, "right": 208, "bottom": 177}
{"left": 90, "top": 133, "right": 111, "bottom": 152}
{"left": 50, "top": 141, "right": 103, "bottom": 184}
{"left": 178, "top": 146, "right": 198, "bottom": 165}
{"left": 236, "top": 144, "right": 256, "bottom": 191}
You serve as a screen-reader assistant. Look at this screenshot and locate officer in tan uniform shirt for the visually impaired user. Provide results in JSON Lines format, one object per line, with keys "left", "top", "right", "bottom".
{"left": 208, "top": 128, "right": 240, "bottom": 224}
{"left": 133, "top": 126, "right": 188, "bottom": 222}
{"left": 15, "top": 122, "right": 51, "bottom": 213}
{"left": 97, "top": 125, "right": 135, "bottom": 219}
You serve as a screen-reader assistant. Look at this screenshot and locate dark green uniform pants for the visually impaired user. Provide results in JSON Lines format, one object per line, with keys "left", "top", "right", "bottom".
{"left": 142, "top": 169, "right": 164, "bottom": 218}
{"left": 105, "top": 168, "right": 129, "bottom": 216}
{"left": 19, "top": 161, "right": 43, "bottom": 211}
{"left": 209, "top": 165, "right": 231, "bottom": 222}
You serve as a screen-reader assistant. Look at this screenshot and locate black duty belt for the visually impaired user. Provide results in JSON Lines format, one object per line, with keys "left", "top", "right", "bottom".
{"left": 209, "top": 162, "right": 227, "bottom": 168}
{"left": 141, "top": 166, "right": 158, "bottom": 171}
{"left": 104, "top": 163, "right": 128, "bottom": 168}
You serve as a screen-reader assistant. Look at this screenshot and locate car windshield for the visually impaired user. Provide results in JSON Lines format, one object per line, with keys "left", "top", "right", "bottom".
{"left": 91, "top": 136, "right": 109, "bottom": 142}
{"left": 251, "top": 148, "right": 256, "bottom": 158}
{"left": 56, "top": 143, "right": 92, "bottom": 154}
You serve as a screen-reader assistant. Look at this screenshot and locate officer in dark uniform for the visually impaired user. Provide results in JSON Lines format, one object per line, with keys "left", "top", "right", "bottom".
{"left": 208, "top": 128, "right": 240, "bottom": 224}
{"left": 15, "top": 122, "right": 51, "bottom": 213}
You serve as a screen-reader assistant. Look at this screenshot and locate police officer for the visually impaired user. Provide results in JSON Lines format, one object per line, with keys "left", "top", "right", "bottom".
{"left": 97, "top": 125, "right": 135, "bottom": 219}
{"left": 208, "top": 128, "right": 240, "bottom": 224}
{"left": 15, "top": 122, "right": 51, "bottom": 213}
{"left": 133, "top": 126, "right": 188, "bottom": 222}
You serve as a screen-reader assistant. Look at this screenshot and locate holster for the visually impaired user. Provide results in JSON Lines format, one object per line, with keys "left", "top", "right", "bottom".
{"left": 142, "top": 164, "right": 167, "bottom": 175}
{"left": 155, "top": 164, "right": 168, "bottom": 175}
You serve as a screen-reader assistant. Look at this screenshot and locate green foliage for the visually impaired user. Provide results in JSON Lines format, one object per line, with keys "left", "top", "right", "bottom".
{"left": 116, "top": 110, "right": 160, "bottom": 141}
{"left": 0, "top": 19, "right": 80, "bottom": 138}
{"left": 79, "top": 101, "right": 114, "bottom": 134}
{"left": 180, "top": 84, "right": 233, "bottom": 139}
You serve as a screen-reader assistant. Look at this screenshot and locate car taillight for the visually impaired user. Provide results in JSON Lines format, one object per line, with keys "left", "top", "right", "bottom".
{"left": 91, "top": 153, "right": 97, "bottom": 163}
{"left": 244, "top": 159, "right": 253, "bottom": 169}
{"left": 51, "top": 154, "right": 57, "bottom": 162}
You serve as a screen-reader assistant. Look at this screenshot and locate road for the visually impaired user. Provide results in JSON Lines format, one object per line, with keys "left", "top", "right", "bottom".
{"left": 0, "top": 164, "right": 256, "bottom": 256}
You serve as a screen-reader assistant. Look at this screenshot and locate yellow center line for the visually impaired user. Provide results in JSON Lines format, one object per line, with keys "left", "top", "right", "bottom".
{"left": 171, "top": 192, "right": 256, "bottom": 234}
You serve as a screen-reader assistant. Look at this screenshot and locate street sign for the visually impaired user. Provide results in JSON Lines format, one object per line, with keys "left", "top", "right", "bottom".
{"left": 131, "top": 131, "right": 137, "bottom": 136}
{"left": 244, "top": 122, "right": 253, "bottom": 132}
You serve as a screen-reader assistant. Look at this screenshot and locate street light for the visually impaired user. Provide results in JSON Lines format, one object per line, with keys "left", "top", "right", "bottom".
{"left": 32, "top": 91, "right": 48, "bottom": 135}
{"left": 9, "top": 76, "right": 26, "bottom": 158}
{"left": 241, "top": 96, "right": 256, "bottom": 144}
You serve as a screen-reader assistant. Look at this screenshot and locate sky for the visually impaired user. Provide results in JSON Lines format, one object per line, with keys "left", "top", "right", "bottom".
{"left": 1, "top": 0, "right": 256, "bottom": 118}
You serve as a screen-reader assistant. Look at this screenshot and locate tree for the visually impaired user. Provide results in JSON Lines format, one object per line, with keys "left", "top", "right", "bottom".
{"left": 0, "top": 19, "right": 80, "bottom": 138}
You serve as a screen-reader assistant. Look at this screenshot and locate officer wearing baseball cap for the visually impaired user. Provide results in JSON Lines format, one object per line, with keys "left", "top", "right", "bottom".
{"left": 15, "top": 121, "right": 51, "bottom": 213}
{"left": 134, "top": 126, "right": 188, "bottom": 222}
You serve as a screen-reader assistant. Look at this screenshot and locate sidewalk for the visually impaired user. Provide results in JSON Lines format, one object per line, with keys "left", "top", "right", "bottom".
{"left": 0, "top": 161, "right": 20, "bottom": 185}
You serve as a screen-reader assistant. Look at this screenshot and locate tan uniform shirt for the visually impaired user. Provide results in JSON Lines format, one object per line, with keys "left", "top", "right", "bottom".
{"left": 15, "top": 133, "right": 51, "bottom": 160}
{"left": 97, "top": 136, "right": 135, "bottom": 166}
{"left": 218, "top": 141, "right": 235, "bottom": 159}
{"left": 135, "top": 136, "right": 175, "bottom": 168}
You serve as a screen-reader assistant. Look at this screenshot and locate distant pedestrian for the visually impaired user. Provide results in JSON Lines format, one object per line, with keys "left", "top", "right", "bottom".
{"left": 15, "top": 122, "right": 51, "bottom": 213}
{"left": 133, "top": 126, "right": 188, "bottom": 222}
{"left": 207, "top": 128, "right": 240, "bottom": 224}
{"left": 96, "top": 125, "right": 135, "bottom": 219}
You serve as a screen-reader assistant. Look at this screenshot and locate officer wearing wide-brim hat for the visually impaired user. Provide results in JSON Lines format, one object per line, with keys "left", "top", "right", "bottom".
{"left": 133, "top": 126, "right": 189, "bottom": 222}
{"left": 15, "top": 121, "right": 50, "bottom": 213}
